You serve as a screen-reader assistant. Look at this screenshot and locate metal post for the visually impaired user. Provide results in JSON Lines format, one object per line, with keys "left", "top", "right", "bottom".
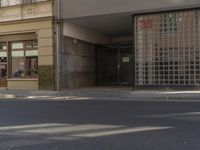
{"left": 56, "top": 0, "right": 61, "bottom": 91}
{"left": 117, "top": 49, "right": 121, "bottom": 85}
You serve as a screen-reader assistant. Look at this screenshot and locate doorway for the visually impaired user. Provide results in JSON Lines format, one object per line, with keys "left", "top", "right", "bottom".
{"left": 119, "top": 48, "right": 133, "bottom": 85}
{"left": 96, "top": 42, "right": 133, "bottom": 86}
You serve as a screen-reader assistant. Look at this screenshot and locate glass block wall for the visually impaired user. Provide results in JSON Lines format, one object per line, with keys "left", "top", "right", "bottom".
{"left": 134, "top": 10, "right": 200, "bottom": 86}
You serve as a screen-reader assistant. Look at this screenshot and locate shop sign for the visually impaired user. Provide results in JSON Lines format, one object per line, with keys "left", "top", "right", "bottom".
{"left": 122, "top": 57, "right": 130, "bottom": 63}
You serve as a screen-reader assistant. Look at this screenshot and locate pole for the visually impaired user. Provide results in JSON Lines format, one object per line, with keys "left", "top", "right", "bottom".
{"left": 56, "top": 0, "right": 61, "bottom": 91}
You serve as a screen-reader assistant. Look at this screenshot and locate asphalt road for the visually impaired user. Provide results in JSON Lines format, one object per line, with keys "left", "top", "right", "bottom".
{"left": 0, "top": 99, "right": 200, "bottom": 150}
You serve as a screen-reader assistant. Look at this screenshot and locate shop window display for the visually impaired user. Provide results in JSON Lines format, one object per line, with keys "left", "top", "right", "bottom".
{"left": 0, "top": 42, "right": 7, "bottom": 78}
{"left": 11, "top": 41, "right": 38, "bottom": 78}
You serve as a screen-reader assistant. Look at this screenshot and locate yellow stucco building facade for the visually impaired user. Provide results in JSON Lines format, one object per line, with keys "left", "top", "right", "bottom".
{"left": 0, "top": 0, "right": 54, "bottom": 90}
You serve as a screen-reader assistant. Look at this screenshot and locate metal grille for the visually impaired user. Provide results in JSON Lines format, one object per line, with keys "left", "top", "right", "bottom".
{"left": 135, "top": 10, "right": 200, "bottom": 86}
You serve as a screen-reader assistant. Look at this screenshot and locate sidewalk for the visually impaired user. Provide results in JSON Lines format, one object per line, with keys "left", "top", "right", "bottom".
{"left": 0, "top": 87, "right": 200, "bottom": 101}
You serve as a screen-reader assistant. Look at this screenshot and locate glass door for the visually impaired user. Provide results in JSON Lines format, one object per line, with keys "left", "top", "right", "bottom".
{"left": 119, "top": 48, "right": 133, "bottom": 85}
{"left": 0, "top": 42, "right": 7, "bottom": 87}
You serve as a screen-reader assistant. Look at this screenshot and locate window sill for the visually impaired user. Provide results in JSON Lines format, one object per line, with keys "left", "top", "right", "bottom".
{"left": 7, "top": 78, "right": 38, "bottom": 81}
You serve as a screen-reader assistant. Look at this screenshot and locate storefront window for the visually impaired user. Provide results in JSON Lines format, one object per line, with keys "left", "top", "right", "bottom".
{"left": 11, "top": 41, "right": 38, "bottom": 78}
{"left": 0, "top": 0, "right": 21, "bottom": 7}
{"left": 12, "top": 42, "right": 25, "bottom": 78}
{"left": 0, "top": 42, "right": 7, "bottom": 78}
{"left": 25, "top": 41, "right": 38, "bottom": 78}
{"left": 0, "top": 0, "right": 48, "bottom": 7}
{"left": 0, "top": 42, "right": 7, "bottom": 50}
{"left": 26, "top": 41, "right": 38, "bottom": 49}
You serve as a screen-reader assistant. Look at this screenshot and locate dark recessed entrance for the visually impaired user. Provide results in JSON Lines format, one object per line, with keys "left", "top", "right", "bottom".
{"left": 96, "top": 42, "right": 133, "bottom": 86}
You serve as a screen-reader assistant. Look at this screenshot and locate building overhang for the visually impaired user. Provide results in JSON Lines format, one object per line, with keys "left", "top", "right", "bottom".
{"left": 61, "top": 0, "right": 200, "bottom": 42}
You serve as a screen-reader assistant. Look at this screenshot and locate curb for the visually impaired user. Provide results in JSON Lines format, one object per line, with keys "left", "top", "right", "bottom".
{"left": 1, "top": 89, "right": 200, "bottom": 101}
{"left": 1, "top": 94, "right": 200, "bottom": 102}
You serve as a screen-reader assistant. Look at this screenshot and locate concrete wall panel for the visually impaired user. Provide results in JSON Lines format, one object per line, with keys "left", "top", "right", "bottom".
{"left": 61, "top": 0, "right": 200, "bottom": 18}
{"left": 63, "top": 21, "right": 111, "bottom": 44}
{"left": 61, "top": 36, "right": 96, "bottom": 89}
